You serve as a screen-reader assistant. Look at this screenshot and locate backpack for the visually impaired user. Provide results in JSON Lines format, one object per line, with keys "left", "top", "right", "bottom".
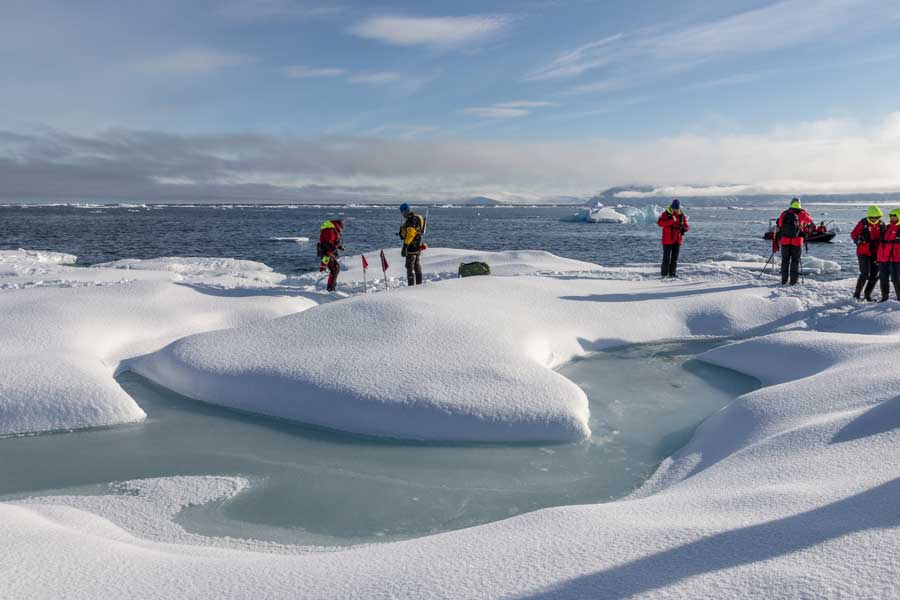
{"left": 780, "top": 210, "right": 800, "bottom": 238}
{"left": 316, "top": 243, "right": 324, "bottom": 258}
{"left": 458, "top": 262, "right": 491, "bottom": 278}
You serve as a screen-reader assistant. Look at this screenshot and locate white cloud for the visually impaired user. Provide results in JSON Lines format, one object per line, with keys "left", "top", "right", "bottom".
{"left": 529, "top": 0, "right": 900, "bottom": 85}
{"left": 6, "top": 111, "right": 900, "bottom": 202}
{"left": 131, "top": 49, "right": 253, "bottom": 74}
{"left": 462, "top": 107, "right": 530, "bottom": 119}
{"left": 348, "top": 72, "right": 405, "bottom": 85}
{"left": 283, "top": 65, "right": 345, "bottom": 78}
{"left": 350, "top": 15, "right": 512, "bottom": 49}
{"left": 462, "top": 100, "right": 557, "bottom": 119}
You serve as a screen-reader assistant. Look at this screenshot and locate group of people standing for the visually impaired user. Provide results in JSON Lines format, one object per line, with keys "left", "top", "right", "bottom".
{"left": 320, "top": 197, "right": 900, "bottom": 302}
{"left": 317, "top": 204, "right": 427, "bottom": 292}
{"left": 656, "top": 196, "right": 900, "bottom": 302}
{"left": 850, "top": 205, "right": 900, "bottom": 302}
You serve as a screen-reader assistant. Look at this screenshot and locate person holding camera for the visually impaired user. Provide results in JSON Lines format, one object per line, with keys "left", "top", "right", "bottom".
{"left": 656, "top": 199, "right": 689, "bottom": 278}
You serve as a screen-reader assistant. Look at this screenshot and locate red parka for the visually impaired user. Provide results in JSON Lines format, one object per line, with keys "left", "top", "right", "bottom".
{"left": 319, "top": 220, "right": 344, "bottom": 256}
{"left": 776, "top": 208, "right": 814, "bottom": 247}
{"left": 877, "top": 224, "right": 900, "bottom": 263}
{"left": 657, "top": 209, "right": 689, "bottom": 245}
{"left": 850, "top": 218, "right": 883, "bottom": 257}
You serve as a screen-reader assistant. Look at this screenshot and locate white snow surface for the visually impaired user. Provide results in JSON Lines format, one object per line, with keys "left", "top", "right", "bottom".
{"left": 132, "top": 273, "right": 797, "bottom": 442}
{"left": 2, "top": 247, "right": 900, "bottom": 598}
{"left": 0, "top": 251, "right": 312, "bottom": 436}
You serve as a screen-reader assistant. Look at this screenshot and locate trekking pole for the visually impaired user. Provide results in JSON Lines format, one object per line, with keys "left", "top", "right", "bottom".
{"left": 757, "top": 252, "right": 776, "bottom": 279}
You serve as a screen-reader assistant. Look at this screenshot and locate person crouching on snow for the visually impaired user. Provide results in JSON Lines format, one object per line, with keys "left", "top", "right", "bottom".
{"left": 851, "top": 205, "right": 884, "bottom": 301}
{"left": 775, "top": 198, "right": 814, "bottom": 286}
{"left": 876, "top": 209, "right": 900, "bottom": 302}
{"left": 318, "top": 218, "right": 344, "bottom": 292}
{"left": 657, "top": 199, "right": 689, "bottom": 278}
{"left": 398, "top": 203, "right": 426, "bottom": 286}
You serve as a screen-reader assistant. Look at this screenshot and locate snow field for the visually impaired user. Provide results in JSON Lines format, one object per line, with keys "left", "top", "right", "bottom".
{"left": 1, "top": 247, "right": 899, "bottom": 598}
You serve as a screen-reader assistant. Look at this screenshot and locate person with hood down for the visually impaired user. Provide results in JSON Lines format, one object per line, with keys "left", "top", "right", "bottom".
{"left": 850, "top": 205, "right": 884, "bottom": 301}
{"left": 656, "top": 199, "right": 689, "bottom": 278}
{"left": 775, "top": 198, "right": 814, "bottom": 285}
{"left": 877, "top": 208, "right": 900, "bottom": 302}
{"left": 317, "top": 218, "right": 344, "bottom": 292}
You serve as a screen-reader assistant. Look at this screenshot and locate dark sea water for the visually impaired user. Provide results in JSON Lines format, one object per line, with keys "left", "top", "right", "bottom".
{"left": 0, "top": 200, "right": 875, "bottom": 278}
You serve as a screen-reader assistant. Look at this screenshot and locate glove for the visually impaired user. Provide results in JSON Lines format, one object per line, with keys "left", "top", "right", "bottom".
{"left": 401, "top": 246, "right": 408, "bottom": 258}
{"left": 320, "top": 256, "right": 330, "bottom": 271}
{"left": 420, "top": 242, "right": 428, "bottom": 251}
{"left": 338, "top": 245, "right": 344, "bottom": 251}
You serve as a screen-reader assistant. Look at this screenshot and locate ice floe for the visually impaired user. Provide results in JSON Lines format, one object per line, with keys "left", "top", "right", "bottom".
{"left": 2, "top": 247, "right": 900, "bottom": 598}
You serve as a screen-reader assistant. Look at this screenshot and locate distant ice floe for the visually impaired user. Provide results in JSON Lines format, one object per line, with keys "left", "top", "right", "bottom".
{"left": 561, "top": 202, "right": 663, "bottom": 224}
{"left": 268, "top": 236, "right": 309, "bottom": 243}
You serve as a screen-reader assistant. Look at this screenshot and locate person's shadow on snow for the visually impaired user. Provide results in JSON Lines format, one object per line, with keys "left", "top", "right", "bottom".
{"left": 559, "top": 284, "right": 751, "bottom": 304}
{"left": 516, "top": 476, "right": 900, "bottom": 600}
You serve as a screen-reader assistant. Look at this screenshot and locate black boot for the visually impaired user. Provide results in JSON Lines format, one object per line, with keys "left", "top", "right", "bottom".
{"left": 894, "top": 282, "right": 900, "bottom": 302}
{"left": 864, "top": 279, "right": 878, "bottom": 301}
{"left": 853, "top": 277, "right": 865, "bottom": 299}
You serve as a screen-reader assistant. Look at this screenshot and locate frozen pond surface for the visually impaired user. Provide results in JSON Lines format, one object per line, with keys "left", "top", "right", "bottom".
{"left": 0, "top": 341, "right": 756, "bottom": 546}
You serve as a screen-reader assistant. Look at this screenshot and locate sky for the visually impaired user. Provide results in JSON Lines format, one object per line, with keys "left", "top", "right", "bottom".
{"left": 2, "top": 0, "right": 900, "bottom": 203}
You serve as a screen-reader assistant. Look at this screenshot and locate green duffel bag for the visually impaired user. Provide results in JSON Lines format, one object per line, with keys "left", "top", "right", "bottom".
{"left": 458, "top": 261, "right": 491, "bottom": 278}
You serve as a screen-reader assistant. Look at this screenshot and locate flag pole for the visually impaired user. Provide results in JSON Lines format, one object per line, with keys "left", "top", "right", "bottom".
{"left": 362, "top": 258, "right": 368, "bottom": 294}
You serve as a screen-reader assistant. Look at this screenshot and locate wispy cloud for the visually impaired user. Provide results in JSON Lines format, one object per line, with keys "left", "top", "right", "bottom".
{"left": 283, "top": 65, "right": 345, "bottom": 78}
{"left": 214, "top": 0, "right": 340, "bottom": 21}
{"left": 131, "top": 49, "right": 253, "bottom": 74}
{"left": 462, "top": 101, "right": 557, "bottom": 119}
{"left": 348, "top": 72, "right": 405, "bottom": 85}
{"left": 350, "top": 15, "right": 512, "bottom": 49}
{"left": 529, "top": 0, "right": 900, "bottom": 87}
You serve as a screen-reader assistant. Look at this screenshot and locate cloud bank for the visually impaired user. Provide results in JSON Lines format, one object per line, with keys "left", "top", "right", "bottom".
{"left": 4, "top": 111, "right": 900, "bottom": 203}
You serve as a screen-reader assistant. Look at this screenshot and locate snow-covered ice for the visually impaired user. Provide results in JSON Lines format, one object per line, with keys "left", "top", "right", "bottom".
{"left": 1, "top": 246, "right": 899, "bottom": 598}
{"left": 0, "top": 251, "right": 311, "bottom": 437}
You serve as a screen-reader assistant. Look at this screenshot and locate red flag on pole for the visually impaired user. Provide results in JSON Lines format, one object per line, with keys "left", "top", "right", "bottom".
{"left": 361, "top": 254, "right": 369, "bottom": 270}
{"left": 380, "top": 249, "right": 389, "bottom": 272}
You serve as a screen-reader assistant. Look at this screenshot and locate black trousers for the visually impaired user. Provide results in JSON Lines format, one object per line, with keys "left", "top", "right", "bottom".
{"left": 879, "top": 262, "right": 900, "bottom": 301}
{"left": 661, "top": 244, "right": 680, "bottom": 277}
{"left": 325, "top": 257, "right": 340, "bottom": 291}
{"left": 405, "top": 252, "right": 422, "bottom": 286}
{"left": 780, "top": 245, "right": 802, "bottom": 285}
{"left": 855, "top": 255, "right": 879, "bottom": 299}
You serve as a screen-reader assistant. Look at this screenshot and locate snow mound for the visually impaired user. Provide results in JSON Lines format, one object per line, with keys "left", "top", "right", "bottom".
{"left": 0, "top": 252, "right": 310, "bottom": 437}
{"left": 802, "top": 256, "right": 841, "bottom": 274}
{"left": 132, "top": 275, "right": 799, "bottom": 442}
{"left": 712, "top": 252, "right": 767, "bottom": 263}
{"left": 95, "top": 257, "right": 286, "bottom": 287}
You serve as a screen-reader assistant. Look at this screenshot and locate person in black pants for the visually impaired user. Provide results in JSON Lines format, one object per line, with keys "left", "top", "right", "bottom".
{"left": 850, "top": 206, "right": 883, "bottom": 301}
{"left": 398, "top": 203, "right": 426, "bottom": 286}
{"left": 656, "top": 199, "right": 689, "bottom": 277}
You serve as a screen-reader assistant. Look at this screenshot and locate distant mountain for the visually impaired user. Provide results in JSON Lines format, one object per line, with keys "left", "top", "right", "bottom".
{"left": 459, "top": 196, "right": 505, "bottom": 206}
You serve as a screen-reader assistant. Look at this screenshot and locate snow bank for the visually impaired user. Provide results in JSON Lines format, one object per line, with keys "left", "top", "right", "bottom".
{"left": 291, "top": 248, "right": 603, "bottom": 291}
{"left": 802, "top": 256, "right": 841, "bottom": 274}
{"left": 268, "top": 236, "right": 309, "bottom": 243}
{"left": 132, "top": 271, "right": 799, "bottom": 442}
{"left": 96, "top": 256, "right": 286, "bottom": 287}
{"left": 0, "top": 253, "right": 311, "bottom": 436}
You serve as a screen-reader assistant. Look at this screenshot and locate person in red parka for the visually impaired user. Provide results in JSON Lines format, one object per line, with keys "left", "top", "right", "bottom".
{"left": 657, "top": 199, "right": 689, "bottom": 278}
{"left": 318, "top": 218, "right": 344, "bottom": 292}
{"left": 877, "top": 208, "right": 900, "bottom": 302}
{"left": 850, "top": 205, "right": 884, "bottom": 301}
{"left": 775, "top": 198, "right": 814, "bottom": 285}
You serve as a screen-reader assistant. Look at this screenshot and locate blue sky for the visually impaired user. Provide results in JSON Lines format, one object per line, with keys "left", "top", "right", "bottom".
{"left": 3, "top": 0, "right": 900, "bottom": 202}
